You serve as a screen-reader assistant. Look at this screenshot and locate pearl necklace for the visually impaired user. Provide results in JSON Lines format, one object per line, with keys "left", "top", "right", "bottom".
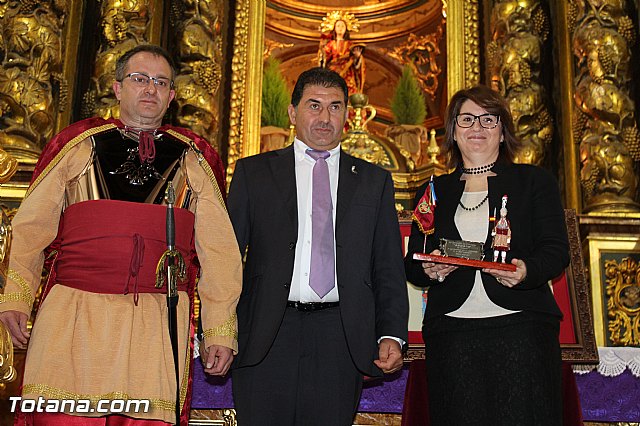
{"left": 461, "top": 161, "right": 496, "bottom": 175}
{"left": 458, "top": 194, "right": 489, "bottom": 211}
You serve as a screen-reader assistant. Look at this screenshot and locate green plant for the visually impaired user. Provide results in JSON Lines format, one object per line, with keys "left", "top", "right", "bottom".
{"left": 390, "top": 66, "right": 427, "bottom": 125}
{"left": 261, "top": 58, "right": 290, "bottom": 128}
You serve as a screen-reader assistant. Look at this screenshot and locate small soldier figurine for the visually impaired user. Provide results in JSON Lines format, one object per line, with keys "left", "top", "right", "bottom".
{"left": 492, "top": 195, "right": 511, "bottom": 263}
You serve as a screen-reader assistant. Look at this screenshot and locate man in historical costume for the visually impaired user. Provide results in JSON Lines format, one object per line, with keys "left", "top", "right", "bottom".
{"left": 0, "top": 44, "right": 242, "bottom": 425}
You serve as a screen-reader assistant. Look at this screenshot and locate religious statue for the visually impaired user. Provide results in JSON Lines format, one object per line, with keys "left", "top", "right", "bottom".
{"left": 491, "top": 195, "right": 511, "bottom": 263}
{"left": 318, "top": 11, "right": 365, "bottom": 96}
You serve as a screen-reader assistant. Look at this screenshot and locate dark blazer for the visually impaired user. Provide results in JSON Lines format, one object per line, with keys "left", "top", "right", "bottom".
{"left": 405, "top": 161, "right": 569, "bottom": 321}
{"left": 228, "top": 145, "right": 409, "bottom": 377}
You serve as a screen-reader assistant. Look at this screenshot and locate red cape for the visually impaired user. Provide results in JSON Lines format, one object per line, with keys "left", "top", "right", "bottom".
{"left": 31, "top": 117, "right": 227, "bottom": 198}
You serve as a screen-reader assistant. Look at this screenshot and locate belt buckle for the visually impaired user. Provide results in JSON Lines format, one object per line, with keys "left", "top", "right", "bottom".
{"left": 298, "top": 302, "right": 315, "bottom": 311}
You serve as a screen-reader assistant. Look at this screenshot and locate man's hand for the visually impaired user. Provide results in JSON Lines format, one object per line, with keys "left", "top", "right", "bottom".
{"left": 0, "top": 311, "right": 29, "bottom": 349}
{"left": 373, "top": 338, "right": 403, "bottom": 374}
{"left": 202, "top": 344, "right": 233, "bottom": 376}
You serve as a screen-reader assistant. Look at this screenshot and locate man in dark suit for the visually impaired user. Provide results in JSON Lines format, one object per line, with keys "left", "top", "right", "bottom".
{"left": 228, "top": 67, "right": 409, "bottom": 425}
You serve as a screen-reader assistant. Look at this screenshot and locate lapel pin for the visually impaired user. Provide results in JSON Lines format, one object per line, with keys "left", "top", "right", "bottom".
{"left": 351, "top": 165, "right": 357, "bottom": 174}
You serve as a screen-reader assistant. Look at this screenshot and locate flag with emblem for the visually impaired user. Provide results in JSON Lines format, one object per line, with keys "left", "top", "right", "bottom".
{"left": 412, "top": 176, "right": 437, "bottom": 235}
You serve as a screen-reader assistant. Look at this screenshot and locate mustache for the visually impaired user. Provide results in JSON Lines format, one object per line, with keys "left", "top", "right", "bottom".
{"left": 314, "top": 123, "right": 334, "bottom": 130}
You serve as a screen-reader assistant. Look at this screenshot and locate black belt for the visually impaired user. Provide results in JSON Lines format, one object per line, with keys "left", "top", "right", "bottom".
{"left": 286, "top": 301, "right": 339, "bottom": 311}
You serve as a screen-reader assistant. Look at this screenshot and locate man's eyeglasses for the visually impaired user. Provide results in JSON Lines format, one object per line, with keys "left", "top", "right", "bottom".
{"left": 121, "top": 72, "right": 173, "bottom": 90}
{"left": 455, "top": 113, "right": 500, "bottom": 129}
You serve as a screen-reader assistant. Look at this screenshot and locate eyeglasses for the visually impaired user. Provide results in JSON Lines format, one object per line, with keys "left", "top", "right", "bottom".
{"left": 455, "top": 113, "right": 500, "bottom": 129}
{"left": 121, "top": 72, "right": 173, "bottom": 90}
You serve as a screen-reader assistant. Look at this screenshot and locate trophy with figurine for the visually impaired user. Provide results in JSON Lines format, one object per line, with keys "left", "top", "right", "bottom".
{"left": 412, "top": 180, "right": 516, "bottom": 272}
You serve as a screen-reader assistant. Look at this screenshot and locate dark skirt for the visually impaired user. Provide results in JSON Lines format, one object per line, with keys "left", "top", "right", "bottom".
{"left": 422, "top": 311, "right": 562, "bottom": 426}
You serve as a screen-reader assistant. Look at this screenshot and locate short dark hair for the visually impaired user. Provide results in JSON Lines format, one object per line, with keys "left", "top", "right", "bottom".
{"left": 442, "top": 85, "right": 521, "bottom": 168}
{"left": 115, "top": 44, "right": 176, "bottom": 82}
{"left": 290, "top": 67, "right": 348, "bottom": 107}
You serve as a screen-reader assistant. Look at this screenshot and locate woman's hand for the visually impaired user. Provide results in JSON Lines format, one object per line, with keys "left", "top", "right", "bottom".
{"left": 483, "top": 258, "right": 527, "bottom": 288}
{"left": 421, "top": 249, "right": 458, "bottom": 282}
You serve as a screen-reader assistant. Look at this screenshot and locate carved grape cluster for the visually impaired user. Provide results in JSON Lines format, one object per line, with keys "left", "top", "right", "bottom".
{"left": 618, "top": 16, "right": 635, "bottom": 46}
{"left": 581, "top": 163, "right": 598, "bottom": 196}
{"left": 81, "top": 91, "right": 96, "bottom": 120}
{"left": 18, "top": 0, "right": 39, "bottom": 14}
{"left": 597, "top": 46, "right": 615, "bottom": 78}
{"left": 567, "top": 1, "right": 579, "bottom": 35}
{"left": 486, "top": 40, "right": 501, "bottom": 74}
{"left": 507, "top": 60, "right": 531, "bottom": 88}
{"left": 169, "top": 1, "right": 186, "bottom": 28}
{"left": 532, "top": 8, "right": 549, "bottom": 42}
{"left": 572, "top": 110, "right": 588, "bottom": 142}
{"left": 621, "top": 125, "right": 640, "bottom": 162}
{"left": 194, "top": 60, "right": 222, "bottom": 94}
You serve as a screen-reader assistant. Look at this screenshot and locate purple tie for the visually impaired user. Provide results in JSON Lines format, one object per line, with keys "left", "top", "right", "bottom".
{"left": 307, "top": 149, "right": 335, "bottom": 298}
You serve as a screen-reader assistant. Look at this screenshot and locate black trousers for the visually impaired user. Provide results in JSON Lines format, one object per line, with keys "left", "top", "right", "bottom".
{"left": 232, "top": 306, "right": 363, "bottom": 426}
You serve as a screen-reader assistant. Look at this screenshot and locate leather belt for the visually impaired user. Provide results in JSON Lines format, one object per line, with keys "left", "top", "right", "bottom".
{"left": 286, "top": 301, "right": 339, "bottom": 311}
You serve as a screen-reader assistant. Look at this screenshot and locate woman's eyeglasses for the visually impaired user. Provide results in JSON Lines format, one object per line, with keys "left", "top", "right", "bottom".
{"left": 455, "top": 113, "right": 500, "bottom": 129}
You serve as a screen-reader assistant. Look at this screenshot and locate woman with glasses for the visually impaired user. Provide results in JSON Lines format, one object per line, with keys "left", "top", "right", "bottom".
{"left": 405, "top": 85, "right": 569, "bottom": 425}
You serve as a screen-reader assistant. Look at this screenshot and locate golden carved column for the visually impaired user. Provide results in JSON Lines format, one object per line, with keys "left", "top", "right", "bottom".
{"left": 446, "top": 0, "right": 480, "bottom": 96}
{"left": 551, "top": 1, "right": 582, "bottom": 211}
{"left": 80, "top": 0, "right": 163, "bottom": 119}
{"left": 571, "top": 0, "right": 640, "bottom": 213}
{"left": 488, "top": 0, "right": 553, "bottom": 166}
{"left": 225, "top": 0, "right": 264, "bottom": 185}
{"left": 565, "top": 0, "right": 640, "bottom": 349}
{"left": 170, "top": 0, "right": 225, "bottom": 150}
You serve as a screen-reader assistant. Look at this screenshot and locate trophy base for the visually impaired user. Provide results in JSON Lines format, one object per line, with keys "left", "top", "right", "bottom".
{"left": 413, "top": 253, "right": 517, "bottom": 271}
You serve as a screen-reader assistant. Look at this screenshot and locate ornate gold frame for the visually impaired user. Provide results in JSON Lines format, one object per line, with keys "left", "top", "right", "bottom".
{"left": 586, "top": 234, "right": 640, "bottom": 347}
{"left": 189, "top": 409, "right": 237, "bottom": 425}
{"left": 562, "top": 209, "right": 598, "bottom": 363}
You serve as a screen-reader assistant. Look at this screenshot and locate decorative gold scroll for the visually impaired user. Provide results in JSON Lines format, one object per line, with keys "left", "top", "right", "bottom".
{"left": 386, "top": 23, "right": 445, "bottom": 100}
{"left": 604, "top": 257, "right": 640, "bottom": 346}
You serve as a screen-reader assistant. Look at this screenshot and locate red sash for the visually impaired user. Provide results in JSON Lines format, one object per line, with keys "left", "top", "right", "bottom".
{"left": 51, "top": 200, "right": 196, "bottom": 298}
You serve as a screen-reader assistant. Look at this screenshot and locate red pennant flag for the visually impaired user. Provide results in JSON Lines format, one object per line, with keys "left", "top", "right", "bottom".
{"left": 412, "top": 176, "right": 437, "bottom": 235}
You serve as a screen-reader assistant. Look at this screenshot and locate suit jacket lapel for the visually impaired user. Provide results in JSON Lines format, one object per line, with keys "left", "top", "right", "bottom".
{"left": 336, "top": 152, "right": 358, "bottom": 231}
{"left": 270, "top": 145, "right": 298, "bottom": 227}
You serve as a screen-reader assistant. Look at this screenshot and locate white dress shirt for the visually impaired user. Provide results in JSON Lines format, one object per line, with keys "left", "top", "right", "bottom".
{"left": 288, "top": 138, "right": 405, "bottom": 349}
{"left": 289, "top": 138, "right": 341, "bottom": 302}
